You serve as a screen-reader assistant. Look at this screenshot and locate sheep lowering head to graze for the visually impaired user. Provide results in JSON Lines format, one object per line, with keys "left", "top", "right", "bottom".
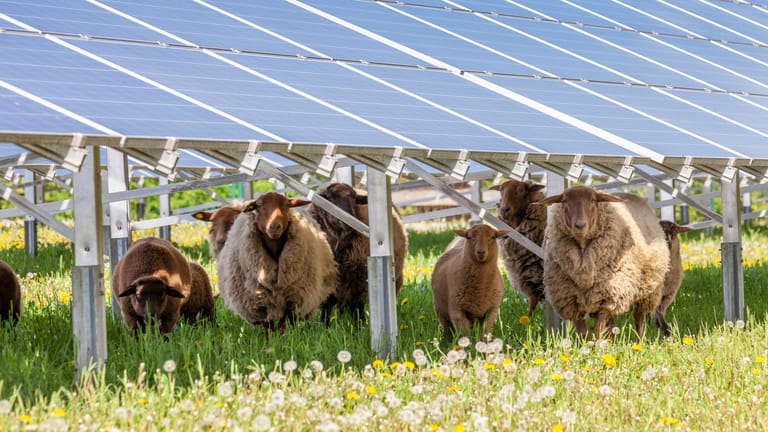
{"left": 0, "top": 259, "right": 21, "bottom": 326}
{"left": 431, "top": 224, "right": 510, "bottom": 337}
{"left": 112, "top": 237, "right": 191, "bottom": 334}
{"left": 217, "top": 192, "right": 337, "bottom": 334}
{"left": 537, "top": 186, "right": 670, "bottom": 339}
{"left": 307, "top": 182, "right": 408, "bottom": 322}
{"left": 192, "top": 202, "right": 245, "bottom": 259}
{"left": 181, "top": 261, "right": 216, "bottom": 324}
{"left": 490, "top": 179, "right": 547, "bottom": 318}
{"left": 656, "top": 220, "right": 692, "bottom": 337}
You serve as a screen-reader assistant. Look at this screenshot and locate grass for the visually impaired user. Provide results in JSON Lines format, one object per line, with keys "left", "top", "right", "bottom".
{"left": 0, "top": 221, "right": 767, "bottom": 430}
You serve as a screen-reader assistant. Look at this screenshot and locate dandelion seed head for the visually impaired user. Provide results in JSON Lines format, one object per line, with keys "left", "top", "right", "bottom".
{"left": 283, "top": 360, "right": 297, "bottom": 372}
{"left": 252, "top": 414, "right": 271, "bottom": 431}
{"left": 237, "top": 407, "right": 253, "bottom": 420}
{"left": 599, "top": 385, "right": 612, "bottom": 396}
{"left": 475, "top": 341, "right": 488, "bottom": 353}
{"left": 457, "top": 337, "right": 470, "bottom": 348}
{"left": 179, "top": 399, "right": 194, "bottom": 412}
{"left": 611, "top": 326, "right": 620, "bottom": 335}
{"left": 310, "top": 360, "right": 324, "bottom": 372}
{"left": 736, "top": 320, "right": 745, "bottom": 329}
{"left": 163, "top": 359, "right": 176, "bottom": 373}
{"left": 303, "top": 368, "right": 314, "bottom": 379}
{"left": 559, "top": 338, "right": 572, "bottom": 349}
{"left": 0, "top": 400, "right": 10, "bottom": 414}
{"left": 217, "top": 382, "right": 233, "bottom": 398}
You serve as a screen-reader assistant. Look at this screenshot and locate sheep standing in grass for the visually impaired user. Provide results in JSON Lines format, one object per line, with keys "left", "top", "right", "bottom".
{"left": 307, "top": 183, "right": 408, "bottom": 321}
{"left": 490, "top": 179, "right": 547, "bottom": 318}
{"left": 112, "top": 237, "right": 191, "bottom": 333}
{"left": 0, "top": 259, "right": 21, "bottom": 325}
{"left": 656, "top": 220, "right": 692, "bottom": 337}
{"left": 431, "top": 224, "right": 510, "bottom": 337}
{"left": 181, "top": 262, "right": 215, "bottom": 324}
{"left": 538, "top": 187, "right": 669, "bottom": 339}
{"left": 192, "top": 202, "right": 245, "bottom": 260}
{"left": 217, "top": 192, "right": 336, "bottom": 333}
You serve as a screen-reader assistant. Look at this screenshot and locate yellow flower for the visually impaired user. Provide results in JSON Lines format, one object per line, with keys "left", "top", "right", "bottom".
{"left": 138, "top": 398, "right": 147, "bottom": 405}
{"left": 390, "top": 362, "right": 401, "bottom": 371}
{"left": 550, "top": 373, "right": 562, "bottom": 381}
{"left": 756, "top": 356, "right": 765, "bottom": 364}
{"left": 560, "top": 354, "right": 570, "bottom": 363}
{"left": 503, "top": 358, "right": 513, "bottom": 366}
{"left": 329, "top": 315, "right": 337, "bottom": 322}
{"left": 347, "top": 392, "right": 360, "bottom": 400}
{"left": 583, "top": 365, "right": 591, "bottom": 372}
{"left": 58, "top": 292, "right": 70, "bottom": 304}
{"left": 449, "top": 385, "right": 461, "bottom": 392}
{"left": 453, "top": 423, "right": 465, "bottom": 432}
{"left": 682, "top": 336, "right": 694, "bottom": 346}
{"left": 752, "top": 368, "right": 761, "bottom": 375}
{"left": 660, "top": 416, "right": 679, "bottom": 425}
{"left": 52, "top": 408, "right": 65, "bottom": 417}
{"left": 214, "top": 402, "right": 222, "bottom": 408}
{"left": 553, "top": 424, "right": 564, "bottom": 432}
{"left": 483, "top": 364, "right": 496, "bottom": 370}
{"left": 601, "top": 354, "right": 617, "bottom": 368}
{"left": 404, "top": 361, "right": 415, "bottom": 370}
{"left": 400, "top": 324, "right": 409, "bottom": 330}
{"left": 519, "top": 315, "right": 531, "bottom": 325}
{"left": 379, "top": 372, "right": 392, "bottom": 378}
{"left": 431, "top": 370, "right": 445, "bottom": 378}
{"left": 533, "top": 358, "right": 544, "bottom": 365}
{"left": 429, "top": 425, "right": 439, "bottom": 431}
{"left": 415, "top": 341, "right": 425, "bottom": 346}
{"left": 19, "top": 415, "right": 32, "bottom": 423}
{"left": 365, "top": 385, "right": 376, "bottom": 395}
{"left": 418, "top": 315, "right": 426, "bottom": 321}
{"left": 705, "top": 359, "right": 714, "bottom": 365}
{"left": 372, "top": 360, "right": 384, "bottom": 370}
{"left": 400, "top": 298, "right": 408, "bottom": 306}
{"left": 632, "top": 344, "right": 643, "bottom": 351}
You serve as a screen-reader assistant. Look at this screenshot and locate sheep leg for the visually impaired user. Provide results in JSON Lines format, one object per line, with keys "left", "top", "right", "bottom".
{"left": 527, "top": 293, "right": 542, "bottom": 318}
{"left": 482, "top": 308, "right": 500, "bottom": 338}
{"left": 633, "top": 308, "right": 647, "bottom": 339}
{"left": 593, "top": 311, "right": 612, "bottom": 339}
{"left": 573, "top": 319, "right": 588, "bottom": 339}
{"left": 450, "top": 312, "right": 473, "bottom": 337}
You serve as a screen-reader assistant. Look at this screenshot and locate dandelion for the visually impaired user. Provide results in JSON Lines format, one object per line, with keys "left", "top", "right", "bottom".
{"left": 599, "top": 385, "right": 612, "bottom": 396}
{"left": 217, "top": 382, "right": 233, "bottom": 398}
{"left": 337, "top": 350, "right": 352, "bottom": 364}
{"left": 601, "top": 354, "right": 617, "bottom": 368}
{"left": 446, "top": 350, "right": 460, "bottom": 364}
{"left": 533, "top": 358, "right": 544, "bottom": 365}
{"left": 756, "top": 356, "right": 766, "bottom": 364}
{"left": 372, "top": 360, "right": 384, "bottom": 370}
{"left": 413, "top": 349, "right": 425, "bottom": 358}
{"left": 19, "top": 415, "right": 32, "bottom": 423}
{"left": 252, "top": 414, "right": 271, "bottom": 431}
{"left": 559, "top": 338, "right": 572, "bottom": 349}
{"left": 163, "top": 359, "right": 176, "bottom": 373}
{"left": 559, "top": 354, "right": 570, "bottom": 363}
{"left": 404, "top": 361, "right": 415, "bottom": 370}
{"left": 519, "top": 315, "right": 531, "bottom": 325}
{"left": 52, "top": 408, "right": 65, "bottom": 417}
{"left": 237, "top": 407, "right": 253, "bottom": 420}
{"left": 400, "top": 324, "right": 409, "bottom": 330}
{"left": 641, "top": 366, "right": 657, "bottom": 381}
{"left": 365, "top": 385, "right": 376, "bottom": 395}
{"left": 632, "top": 344, "right": 643, "bottom": 351}
{"left": 741, "top": 357, "right": 751, "bottom": 365}
{"left": 410, "top": 385, "right": 424, "bottom": 395}
{"left": 735, "top": 320, "right": 745, "bottom": 330}
{"left": 453, "top": 423, "right": 465, "bottom": 432}
{"left": 752, "top": 369, "right": 761, "bottom": 375}
{"left": 400, "top": 298, "right": 408, "bottom": 306}
{"left": 475, "top": 341, "right": 488, "bottom": 353}
{"left": 0, "top": 400, "right": 11, "bottom": 414}
{"left": 283, "top": 360, "right": 298, "bottom": 372}
{"left": 179, "top": 399, "right": 194, "bottom": 412}
{"left": 660, "top": 416, "right": 679, "bottom": 425}
{"left": 705, "top": 359, "right": 714, "bottom": 366}
{"left": 347, "top": 392, "right": 360, "bottom": 400}
{"left": 550, "top": 373, "right": 562, "bottom": 381}
{"left": 552, "top": 424, "right": 564, "bottom": 432}
{"left": 394, "top": 363, "right": 407, "bottom": 376}
{"left": 268, "top": 371, "right": 285, "bottom": 384}
{"left": 418, "top": 315, "right": 425, "bottom": 320}
{"left": 611, "top": 326, "right": 620, "bottom": 335}
{"left": 415, "top": 356, "right": 428, "bottom": 367}
{"left": 303, "top": 368, "right": 314, "bottom": 379}
{"left": 682, "top": 336, "right": 694, "bottom": 346}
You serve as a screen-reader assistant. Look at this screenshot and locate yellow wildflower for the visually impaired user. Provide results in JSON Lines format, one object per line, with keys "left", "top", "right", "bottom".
{"left": 519, "top": 315, "right": 531, "bottom": 325}
{"left": 602, "top": 354, "right": 617, "bottom": 368}
{"left": 682, "top": 336, "right": 693, "bottom": 346}
{"left": 52, "top": 408, "right": 65, "bottom": 417}
{"left": 705, "top": 359, "right": 714, "bottom": 365}
{"left": 454, "top": 423, "right": 465, "bottom": 432}
{"left": 365, "top": 386, "right": 376, "bottom": 395}
{"left": 632, "top": 344, "right": 643, "bottom": 351}
{"left": 756, "top": 356, "right": 765, "bottom": 364}
{"left": 404, "top": 361, "right": 415, "bottom": 370}
{"left": 347, "top": 392, "right": 360, "bottom": 400}
{"left": 533, "top": 358, "right": 544, "bottom": 365}
{"left": 372, "top": 360, "right": 384, "bottom": 370}
{"left": 19, "top": 415, "right": 32, "bottom": 423}
{"left": 553, "top": 424, "right": 564, "bottom": 432}
{"left": 400, "top": 298, "right": 408, "bottom": 306}
{"left": 483, "top": 364, "right": 496, "bottom": 370}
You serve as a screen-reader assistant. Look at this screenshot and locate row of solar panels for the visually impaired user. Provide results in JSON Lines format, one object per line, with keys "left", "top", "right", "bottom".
{"left": 1, "top": 0, "right": 767, "bottom": 166}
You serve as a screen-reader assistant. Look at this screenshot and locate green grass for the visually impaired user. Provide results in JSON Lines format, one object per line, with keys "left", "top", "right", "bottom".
{"left": 0, "top": 224, "right": 767, "bottom": 430}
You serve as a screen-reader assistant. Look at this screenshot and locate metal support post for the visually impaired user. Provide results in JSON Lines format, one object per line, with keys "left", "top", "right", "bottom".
{"left": 721, "top": 173, "right": 744, "bottom": 322}
{"left": 71, "top": 145, "right": 107, "bottom": 375}
{"left": 158, "top": 176, "right": 171, "bottom": 241}
{"left": 23, "top": 170, "right": 40, "bottom": 257}
{"left": 470, "top": 180, "right": 481, "bottom": 224}
{"left": 660, "top": 179, "right": 675, "bottom": 221}
{"left": 366, "top": 167, "right": 397, "bottom": 360}
{"left": 107, "top": 148, "right": 131, "bottom": 317}
{"left": 544, "top": 172, "right": 566, "bottom": 332}
{"left": 333, "top": 166, "right": 355, "bottom": 186}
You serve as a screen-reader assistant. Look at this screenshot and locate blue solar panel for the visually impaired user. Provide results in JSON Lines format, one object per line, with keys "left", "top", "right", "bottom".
{"left": 0, "top": 0, "right": 767, "bottom": 161}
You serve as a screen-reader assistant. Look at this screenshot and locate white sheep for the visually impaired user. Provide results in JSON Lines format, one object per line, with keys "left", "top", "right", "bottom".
{"left": 538, "top": 186, "right": 670, "bottom": 339}
{"left": 216, "top": 192, "right": 337, "bottom": 334}
{"left": 431, "top": 224, "right": 510, "bottom": 337}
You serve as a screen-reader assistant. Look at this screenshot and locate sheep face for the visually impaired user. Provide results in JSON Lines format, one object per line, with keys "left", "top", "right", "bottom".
{"left": 659, "top": 220, "right": 692, "bottom": 250}
{"left": 119, "top": 276, "right": 185, "bottom": 319}
{"left": 454, "top": 225, "right": 510, "bottom": 263}
{"left": 314, "top": 183, "right": 366, "bottom": 235}
{"left": 490, "top": 180, "right": 545, "bottom": 228}
{"left": 536, "top": 186, "right": 624, "bottom": 249}
{"left": 192, "top": 205, "right": 243, "bottom": 258}
{"left": 244, "top": 192, "right": 310, "bottom": 240}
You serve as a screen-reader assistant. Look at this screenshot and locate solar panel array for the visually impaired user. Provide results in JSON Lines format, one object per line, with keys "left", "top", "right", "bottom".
{"left": 1, "top": 0, "right": 767, "bottom": 164}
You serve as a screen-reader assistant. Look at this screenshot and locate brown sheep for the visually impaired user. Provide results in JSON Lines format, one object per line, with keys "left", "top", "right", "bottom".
{"left": 490, "top": 179, "right": 547, "bottom": 318}
{"left": 537, "top": 187, "right": 669, "bottom": 339}
{"left": 181, "top": 262, "right": 215, "bottom": 324}
{"left": 307, "top": 183, "right": 408, "bottom": 322}
{"left": 656, "top": 220, "right": 692, "bottom": 337}
{"left": 431, "top": 224, "right": 510, "bottom": 337}
{"left": 217, "top": 192, "right": 337, "bottom": 334}
{"left": 112, "top": 237, "right": 191, "bottom": 334}
{"left": 192, "top": 202, "right": 245, "bottom": 260}
{"left": 0, "top": 259, "right": 21, "bottom": 326}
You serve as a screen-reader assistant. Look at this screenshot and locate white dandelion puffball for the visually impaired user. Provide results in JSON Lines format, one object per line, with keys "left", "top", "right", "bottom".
{"left": 337, "top": 350, "right": 352, "bottom": 364}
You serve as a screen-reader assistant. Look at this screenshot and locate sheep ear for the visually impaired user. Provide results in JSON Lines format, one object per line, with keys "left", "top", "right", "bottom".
{"left": 165, "top": 286, "right": 186, "bottom": 299}
{"left": 494, "top": 230, "right": 511, "bottom": 239}
{"left": 119, "top": 286, "right": 137, "bottom": 298}
{"left": 288, "top": 199, "right": 311, "bottom": 208}
{"left": 191, "top": 211, "right": 213, "bottom": 222}
{"left": 533, "top": 194, "right": 563, "bottom": 206}
{"left": 489, "top": 184, "right": 502, "bottom": 192}
{"left": 676, "top": 225, "right": 693, "bottom": 234}
{"left": 243, "top": 201, "right": 259, "bottom": 213}
{"left": 595, "top": 192, "right": 625, "bottom": 203}
{"left": 527, "top": 183, "right": 546, "bottom": 193}
{"left": 453, "top": 229, "right": 468, "bottom": 238}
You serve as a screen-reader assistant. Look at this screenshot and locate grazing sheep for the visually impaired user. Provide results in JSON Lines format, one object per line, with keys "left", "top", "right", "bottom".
{"left": 0, "top": 259, "right": 21, "bottom": 326}
{"left": 112, "top": 237, "right": 191, "bottom": 333}
{"left": 192, "top": 202, "right": 245, "bottom": 259}
{"left": 181, "top": 262, "right": 216, "bottom": 324}
{"left": 217, "top": 192, "right": 336, "bottom": 333}
{"left": 490, "top": 179, "right": 547, "bottom": 318}
{"left": 656, "top": 220, "right": 692, "bottom": 337}
{"left": 538, "top": 187, "right": 669, "bottom": 339}
{"left": 431, "top": 224, "right": 510, "bottom": 337}
{"left": 307, "top": 183, "right": 408, "bottom": 321}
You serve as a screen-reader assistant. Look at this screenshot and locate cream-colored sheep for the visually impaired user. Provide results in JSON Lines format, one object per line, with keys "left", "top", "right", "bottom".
{"left": 192, "top": 202, "right": 245, "bottom": 260}
{"left": 431, "top": 224, "right": 509, "bottom": 337}
{"left": 217, "top": 192, "right": 337, "bottom": 333}
{"left": 538, "top": 187, "right": 670, "bottom": 339}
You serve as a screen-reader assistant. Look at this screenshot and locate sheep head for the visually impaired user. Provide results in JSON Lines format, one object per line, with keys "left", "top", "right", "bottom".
{"left": 192, "top": 204, "right": 243, "bottom": 258}
{"left": 454, "top": 225, "right": 510, "bottom": 263}
{"left": 490, "top": 180, "right": 545, "bottom": 229}
{"left": 313, "top": 182, "right": 367, "bottom": 235}
{"left": 659, "top": 220, "right": 692, "bottom": 250}
{"left": 119, "top": 276, "right": 185, "bottom": 319}
{"left": 535, "top": 186, "right": 624, "bottom": 250}
{"left": 243, "top": 192, "right": 310, "bottom": 259}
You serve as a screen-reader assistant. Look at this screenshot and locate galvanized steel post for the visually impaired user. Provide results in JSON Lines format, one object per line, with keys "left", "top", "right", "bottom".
{"left": 721, "top": 173, "right": 744, "bottom": 322}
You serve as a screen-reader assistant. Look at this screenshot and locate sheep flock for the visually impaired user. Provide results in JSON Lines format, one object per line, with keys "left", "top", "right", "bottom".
{"left": 5, "top": 180, "right": 696, "bottom": 343}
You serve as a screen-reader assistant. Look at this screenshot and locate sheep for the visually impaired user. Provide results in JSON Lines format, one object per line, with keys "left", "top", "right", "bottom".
{"left": 656, "top": 220, "right": 692, "bottom": 337}
{"left": 490, "top": 179, "right": 547, "bottom": 318}
{"left": 0, "top": 259, "right": 21, "bottom": 326}
{"left": 111, "top": 237, "right": 191, "bottom": 334}
{"left": 307, "top": 182, "right": 408, "bottom": 321}
{"left": 537, "top": 186, "right": 670, "bottom": 339}
{"left": 431, "top": 224, "right": 510, "bottom": 337}
{"left": 192, "top": 202, "right": 245, "bottom": 260}
{"left": 216, "top": 192, "right": 337, "bottom": 334}
{"left": 181, "top": 262, "right": 216, "bottom": 324}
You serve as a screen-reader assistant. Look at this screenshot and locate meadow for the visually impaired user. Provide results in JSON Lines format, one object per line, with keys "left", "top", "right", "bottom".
{"left": 1, "top": 220, "right": 767, "bottom": 431}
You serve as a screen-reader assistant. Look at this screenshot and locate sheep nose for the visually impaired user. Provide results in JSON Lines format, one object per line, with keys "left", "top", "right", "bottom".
{"left": 573, "top": 222, "right": 586, "bottom": 231}
{"left": 476, "top": 250, "right": 487, "bottom": 261}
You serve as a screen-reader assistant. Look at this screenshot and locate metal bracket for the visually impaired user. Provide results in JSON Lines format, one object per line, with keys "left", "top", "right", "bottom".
{"left": 155, "top": 137, "right": 179, "bottom": 178}
{"left": 62, "top": 134, "right": 87, "bottom": 172}
{"left": 386, "top": 147, "right": 405, "bottom": 178}
{"left": 317, "top": 144, "right": 338, "bottom": 178}
{"left": 511, "top": 152, "right": 529, "bottom": 180}
{"left": 567, "top": 154, "right": 584, "bottom": 182}
{"left": 451, "top": 149, "right": 471, "bottom": 180}
{"left": 240, "top": 140, "right": 262, "bottom": 176}
{"left": 617, "top": 156, "right": 635, "bottom": 183}
{"left": 678, "top": 157, "right": 695, "bottom": 183}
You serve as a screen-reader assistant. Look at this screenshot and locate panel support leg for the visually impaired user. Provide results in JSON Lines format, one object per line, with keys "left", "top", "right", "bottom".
{"left": 23, "top": 170, "right": 41, "bottom": 257}
{"left": 721, "top": 173, "right": 744, "bottom": 322}
{"left": 158, "top": 176, "right": 171, "bottom": 241}
{"left": 106, "top": 148, "right": 131, "bottom": 317}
